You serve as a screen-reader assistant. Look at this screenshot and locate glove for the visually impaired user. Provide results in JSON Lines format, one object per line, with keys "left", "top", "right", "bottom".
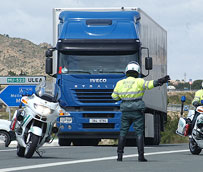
{"left": 193, "top": 101, "right": 200, "bottom": 107}
{"left": 157, "top": 75, "right": 170, "bottom": 86}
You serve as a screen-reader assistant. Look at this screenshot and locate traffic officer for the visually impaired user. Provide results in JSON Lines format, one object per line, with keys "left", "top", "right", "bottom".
{"left": 111, "top": 61, "right": 170, "bottom": 162}
{"left": 190, "top": 81, "right": 203, "bottom": 130}
{"left": 192, "top": 81, "right": 203, "bottom": 107}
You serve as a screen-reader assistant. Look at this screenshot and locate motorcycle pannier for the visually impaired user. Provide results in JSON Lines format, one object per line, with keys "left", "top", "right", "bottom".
{"left": 176, "top": 117, "right": 187, "bottom": 136}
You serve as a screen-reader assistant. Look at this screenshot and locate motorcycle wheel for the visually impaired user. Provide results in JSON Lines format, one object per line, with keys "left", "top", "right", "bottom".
{"left": 17, "top": 144, "right": 25, "bottom": 157}
{"left": 24, "top": 133, "right": 40, "bottom": 158}
{"left": 189, "top": 138, "right": 202, "bottom": 155}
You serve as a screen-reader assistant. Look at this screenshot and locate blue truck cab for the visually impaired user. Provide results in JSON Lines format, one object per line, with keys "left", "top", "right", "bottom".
{"left": 45, "top": 8, "right": 167, "bottom": 146}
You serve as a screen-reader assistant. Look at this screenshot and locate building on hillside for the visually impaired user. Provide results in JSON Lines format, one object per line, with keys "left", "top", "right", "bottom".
{"left": 167, "top": 85, "right": 176, "bottom": 90}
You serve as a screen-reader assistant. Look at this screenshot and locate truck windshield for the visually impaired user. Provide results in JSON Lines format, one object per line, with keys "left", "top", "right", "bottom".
{"left": 58, "top": 53, "right": 139, "bottom": 74}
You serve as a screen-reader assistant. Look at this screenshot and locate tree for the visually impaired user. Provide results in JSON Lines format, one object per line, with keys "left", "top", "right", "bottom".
{"left": 19, "top": 70, "right": 27, "bottom": 76}
{"left": 8, "top": 70, "right": 16, "bottom": 76}
{"left": 192, "top": 80, "right": 203, "bottom": 90}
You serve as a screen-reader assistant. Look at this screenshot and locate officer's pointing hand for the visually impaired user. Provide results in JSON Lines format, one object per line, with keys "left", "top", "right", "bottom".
{"left": 158, "top": 75, "right": 170, "bottom": 86}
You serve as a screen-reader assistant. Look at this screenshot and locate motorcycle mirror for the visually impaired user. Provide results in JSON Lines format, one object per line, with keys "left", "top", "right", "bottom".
{"left": 181, "top": 96, "right": 186, "bottom": 102}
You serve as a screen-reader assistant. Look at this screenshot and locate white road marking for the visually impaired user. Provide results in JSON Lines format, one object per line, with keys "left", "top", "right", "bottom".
{"left": 0, "top": 149, "right": 189, "bottom": 172}
{"left": 0, "top": 146, "right": 73, "bottom": 152}
{"left": 0, "top": 149, "right": 16, "bottom": 152}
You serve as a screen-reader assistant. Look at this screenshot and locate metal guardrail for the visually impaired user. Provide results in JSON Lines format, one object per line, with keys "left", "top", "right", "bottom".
{"left": 167, "top": 89, "right": 197, "bottom": 92}
{"left": 167, "top": 103, "right": 195, "bottom": 112}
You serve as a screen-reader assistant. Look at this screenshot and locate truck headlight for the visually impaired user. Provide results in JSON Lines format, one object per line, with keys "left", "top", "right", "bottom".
{"left": 60, "top": 117, "right": 73, "bottom": 123}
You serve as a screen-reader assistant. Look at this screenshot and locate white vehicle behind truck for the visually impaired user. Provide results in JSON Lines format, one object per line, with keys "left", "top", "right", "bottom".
{"left": 0, "top": 119, "right": 15, "bottom": 147}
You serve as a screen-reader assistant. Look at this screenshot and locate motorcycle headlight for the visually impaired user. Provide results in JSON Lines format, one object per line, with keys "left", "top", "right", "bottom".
{"left": 34, "top": 103, "right": 52, "bottom": 116}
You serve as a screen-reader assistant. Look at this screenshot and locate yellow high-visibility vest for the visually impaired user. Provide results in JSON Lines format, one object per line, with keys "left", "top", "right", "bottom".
{"left": 192, "top": 89, "right": 203, "bottom": 104}
{"left": 111, "top": 77, "right": 155, "bottom": 101}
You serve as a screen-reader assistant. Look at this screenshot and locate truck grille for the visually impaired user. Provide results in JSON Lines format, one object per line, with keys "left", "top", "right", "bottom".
{"left": 73, "top": 89, "right": 116, "bottom": 103}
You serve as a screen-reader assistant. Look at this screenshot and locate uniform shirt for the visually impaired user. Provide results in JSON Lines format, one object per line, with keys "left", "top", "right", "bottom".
{"left": 111, "top": 77, "right": 157, "bottom": 112}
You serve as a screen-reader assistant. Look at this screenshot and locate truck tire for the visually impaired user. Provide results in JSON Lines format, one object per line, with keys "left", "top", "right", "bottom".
{"left": 0, "top": 130, "right": 11, "bottom": 147}
{"left": 87, "top": 139, "right": 100, "bottom": 146}
{"left": 58, "top": 138, "right": 71, "bottom": 146}
{"left": 17, "top": 144, "right": 25, "bottom": 157}
{"left": 145, "top": 114, "right": 161, "bottom": 145}
{"left": 24, "top": 133, "right": 40, "bottom": 158}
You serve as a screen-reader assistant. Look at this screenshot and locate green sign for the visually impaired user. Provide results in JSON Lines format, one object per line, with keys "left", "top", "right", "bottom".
{"left": 7, "top": 78, "right": 26, "bottom": 83}
{"left": 0, "top": 76, "right": 46, "bottom": 85}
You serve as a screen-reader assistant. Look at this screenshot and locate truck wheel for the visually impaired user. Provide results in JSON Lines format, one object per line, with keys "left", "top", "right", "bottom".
{"left": 72, "top": 139, "right": 85, "bottom": 146}
{"left": 189, "top": 138, "right": 201, "bottom": 155}
{"left": 0, "top": 130, "right": 11, "bottom": 147}
{"left": 86, "top": 139, "right": 100, "bottom": 146}
{"left": 58, "top": 138, "right": 71, "bottom": 146}
{"left": 17, "top": 144, "right": 25, "bottom": 157}
{"left": 24, "top": 133, "right": 40, "bottom": 158}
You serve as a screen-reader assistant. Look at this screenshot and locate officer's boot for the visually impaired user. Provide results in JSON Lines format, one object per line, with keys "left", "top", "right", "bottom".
{"left": 117, "top": 136, "right": 126, "bottom": 161}
{"left": 136, "top": 135, "right": 147, "bottom": 162}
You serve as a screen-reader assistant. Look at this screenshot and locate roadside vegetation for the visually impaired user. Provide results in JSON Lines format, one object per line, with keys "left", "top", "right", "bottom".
{"left": 161, "top": 91, "right": 195, "bottom": 144}
{"left": 160, "top": 113, "right": 188, "bottom": 144}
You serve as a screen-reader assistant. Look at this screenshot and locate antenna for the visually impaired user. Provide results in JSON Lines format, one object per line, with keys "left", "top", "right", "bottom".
{"left": 184, "top": 72, "right": 186, "bottom": 82}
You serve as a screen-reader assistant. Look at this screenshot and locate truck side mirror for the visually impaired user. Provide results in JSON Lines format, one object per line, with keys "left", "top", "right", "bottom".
{"left": 46, "top": 57, "right": 53, "bottom": 74}
{"left": 45, "top": 49, "right": 53, "bottom": 57}
{"left": 145, "top": 57, "right": 152, "bottom": 70}
{"left": 45, "top": 47, "right": 56, "bottom": 57}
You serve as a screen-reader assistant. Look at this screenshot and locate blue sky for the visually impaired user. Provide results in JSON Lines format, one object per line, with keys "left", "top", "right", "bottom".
{"left": 0, "top": 0, "right": 202, "bottom": 81}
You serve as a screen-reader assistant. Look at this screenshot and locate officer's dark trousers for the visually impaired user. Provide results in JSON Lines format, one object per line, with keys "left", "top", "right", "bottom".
{"left": 120, "top": 111, "right": 144, "bottom": 137}
{"left": 117, "top": 111, "right": 147, "bottom": 161}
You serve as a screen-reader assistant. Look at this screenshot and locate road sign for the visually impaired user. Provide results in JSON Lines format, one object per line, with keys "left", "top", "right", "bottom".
{"left": 0, "top": 76, "right": 45, "bottom": 85}
{"left": 0, "top": 85, "right": 36, "bottom": 107}
{"left": 189, "top": 79, "right": 192, "bottom": 85}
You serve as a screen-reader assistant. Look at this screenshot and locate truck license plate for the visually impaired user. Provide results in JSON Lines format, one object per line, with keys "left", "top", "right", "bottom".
{"left": 89, "top": 119, "right": 108, "bottom": 123}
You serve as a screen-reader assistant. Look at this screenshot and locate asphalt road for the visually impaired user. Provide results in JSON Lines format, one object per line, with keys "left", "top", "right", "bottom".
{"left": 0, "top": 142, "right": 202, "bottom": 172}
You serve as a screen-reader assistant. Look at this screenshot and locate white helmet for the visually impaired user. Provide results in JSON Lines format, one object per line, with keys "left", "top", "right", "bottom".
{"left": 125, "top": 61, "right": 140, "bottom": 74}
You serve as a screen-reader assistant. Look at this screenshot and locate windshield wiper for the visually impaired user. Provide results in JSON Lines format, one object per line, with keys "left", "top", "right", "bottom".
{"left": 99, "top": 71, "right": 125, "bottom": 74}
{"left": 68, "top": 70, "right": 91, "bottom": 74}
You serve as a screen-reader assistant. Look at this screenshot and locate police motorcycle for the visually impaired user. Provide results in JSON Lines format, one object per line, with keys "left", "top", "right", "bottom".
{"left": 10, "top": 81, "right": 63, "bottom": 158}
{"left": 176, "top": 96, "right": 203, "bottom": 155}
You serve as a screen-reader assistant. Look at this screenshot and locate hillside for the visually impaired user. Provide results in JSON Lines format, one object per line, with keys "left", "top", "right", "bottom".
{"left": 0, "top": 34, "right": 51, "bottom": 76}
